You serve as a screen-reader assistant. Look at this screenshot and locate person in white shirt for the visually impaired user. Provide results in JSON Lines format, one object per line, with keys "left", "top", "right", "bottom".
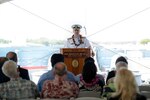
{"left": 65, "top": 24, "right": 94, "bottom": 56}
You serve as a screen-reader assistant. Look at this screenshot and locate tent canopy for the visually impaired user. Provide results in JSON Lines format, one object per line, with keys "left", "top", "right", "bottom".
{"left": 0, "top": 0, "right": 12, "bottom": 4}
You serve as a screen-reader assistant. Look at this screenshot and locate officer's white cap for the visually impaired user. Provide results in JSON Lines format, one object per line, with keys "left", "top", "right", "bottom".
{"left": 71, "top": 24, "right": 82, "bottom": 29}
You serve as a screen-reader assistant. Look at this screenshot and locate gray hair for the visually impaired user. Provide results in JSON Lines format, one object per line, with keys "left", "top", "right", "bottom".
{"left": 116, "top": 61, "right": 128, "bottom": 71}
{"left": 2, "top": 60, "right": 18, "bottom": 78}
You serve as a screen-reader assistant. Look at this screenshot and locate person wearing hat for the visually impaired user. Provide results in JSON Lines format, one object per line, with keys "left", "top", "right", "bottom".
{"left": 65, "top": 24, "right": 94, "bottom": 56}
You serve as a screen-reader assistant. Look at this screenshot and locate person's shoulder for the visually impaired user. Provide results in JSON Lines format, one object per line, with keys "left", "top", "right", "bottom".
{"left": 42, "top": 70, "right": 51, "bottom": 76}
{"left": 82, "top": 36, "right": 89, "bottom": 42}
{"left": 0, "top": 81, "right": 9, "bottom": 87}
{"left": 67, "top": 71, "right": 75, "bottom": 76}
{"left": 107, "top": 70, "right": 116, "bottom": 77}
{"left": 43, "top": 80, "right": 52, "bottom": 84}
{"left": 81, "top": 36, "right": 86, "bottom": 40}
{"left": 38, "top": 70, "right": 52, "bottom": 81}
{"left": 20, "top": 78, "right": 35, "bottom": 84}
{"left": 0, "top": 71, "right": 10, "bottom": 83}
{"left": 67, "top": 37, "right": 72, "bottom": 40}
{"left": 23, "top": 79, "right": 39, "bottom": 89}
{"left": 18, "top": 67, "right": 28, "bottom": 71}
{"left": 96, "top": 74, "right": 104, "bottom": 79}
{"left": 96, "top": 74, "right": 105, "bottom": 84}
{"left": 75, "top": 74, "right": 81, "bottom": 82}
{"left": 66, "top": 71, "right": 78, "bottom": 82}
{"left": 108, "top": 70, "right": 116, "bottom": 73}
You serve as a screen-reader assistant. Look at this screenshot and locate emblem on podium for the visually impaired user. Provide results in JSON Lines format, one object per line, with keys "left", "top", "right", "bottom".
{"left": 72, "top": 59, "right": 79, "bottom": 68}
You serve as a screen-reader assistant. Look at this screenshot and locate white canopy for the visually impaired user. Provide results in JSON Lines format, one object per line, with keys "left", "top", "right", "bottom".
{"left": 0, "top": 0, "right": 150, "bottom": 42}
{"left": 0, "top": 0, "right": 12, "bottom": 4}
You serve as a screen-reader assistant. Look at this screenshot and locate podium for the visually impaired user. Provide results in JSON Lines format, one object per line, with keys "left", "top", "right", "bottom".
{"left": 60, "top": 48, "right": 91, "bottom": 75}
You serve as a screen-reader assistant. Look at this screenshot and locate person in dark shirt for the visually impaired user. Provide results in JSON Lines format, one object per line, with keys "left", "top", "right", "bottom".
{"left": 84, "top": 57, "right": 95, "bottom": 63}
{"left": 103, "top": 56, "right": 128, "bottom": 98}
{"left": 6, "top": 51, "right": 30, "bottom": 80}
{"left": 0, "top": 57, "right": 9, "bottom": 83}
{"left": 106, "top": 56, "right": 128, "bottom": 84}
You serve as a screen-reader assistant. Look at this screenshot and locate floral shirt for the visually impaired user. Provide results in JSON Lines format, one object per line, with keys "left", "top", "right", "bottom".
{"left": 0, "top": 78, "right": 39, "bottom": 100}
{"left": 37, "top": 69, "right": 77, "bottom": 92}
{"left": 41, "top": 76, "right": 79, "bottom": 99}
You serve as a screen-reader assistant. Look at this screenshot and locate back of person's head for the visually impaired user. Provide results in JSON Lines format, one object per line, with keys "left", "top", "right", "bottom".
{"left": 113, "top": 67, "right": 138, "bottom": 100}
{"left": 115, "top": 56, "right": 128, "bottom": 65}
{"left": 6, "top": 51, "right": 18, "bottom": 63}
{"left": 0, "top": 57, "right": 9, "bottom": 68}
{"left": 84, "top": 57, "right": 95, "bottom": 63}
{"left": 51, "top": 53, "right": 64, "bottom": 67}
{"left": 115, "top": 56, "right": 128, "bottom": 71}
{"left": 54, "top": 62, "right": 67, "bottom": 76}
{"left": 82, "top": 61, "right": 97, "bottom": 83}
{"left": 2, "top": 60, "right": 18, "bottom": 78}
{"left": 116, "top": 62, "right": 128, "bottom": 71}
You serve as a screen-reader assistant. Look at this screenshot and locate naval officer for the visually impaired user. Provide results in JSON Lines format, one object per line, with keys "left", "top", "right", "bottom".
{"left": 65, "top": 24, "right": 94, "bottom": 56}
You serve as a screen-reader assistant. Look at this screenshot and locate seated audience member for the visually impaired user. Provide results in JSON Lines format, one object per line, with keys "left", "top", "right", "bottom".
{"left": 108, "top": 68, "right": 146, "bottom": 100}
{"left": 0, "top": 60, "right": 39, "bottom": 99}
{"left": 75, "top": 57, "right": 95, "bottom": 82}
{"left": 84, "top": 57, "right": 95, "bottom": 63}
{"left": 85, "top": 57, "right": 105, "bottom": 83}
{"left": 78, "top": 60, "right": 105, "bottom": 95}
{"left": 41, "top": 62, "right": 79, "bottom": 99}
{"left": 0, "top": 57, "right": 9, "bottom": 83}
{"left": 37, "top": 53, "right": 77, "bottom": 92}
{"left": 103, "top": 56, "right": 128, "bottom": 98}
{"left": 106, "top": 56, "right": 128, "bottom": 84}
{"left": 76, "top": 57, "right": 105, "bottom": 83}
{"left": 6, "top": 51, "right": 30, "bottom": 80}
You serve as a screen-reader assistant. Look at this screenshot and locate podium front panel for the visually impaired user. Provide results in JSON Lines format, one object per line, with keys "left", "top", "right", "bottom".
{"left": 60, "top": 48, "right": 90, "bottom": 75}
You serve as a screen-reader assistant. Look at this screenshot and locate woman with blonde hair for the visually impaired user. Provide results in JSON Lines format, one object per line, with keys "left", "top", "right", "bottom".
{"left": 109, "top": 68, "right": 146, "bottom": 100}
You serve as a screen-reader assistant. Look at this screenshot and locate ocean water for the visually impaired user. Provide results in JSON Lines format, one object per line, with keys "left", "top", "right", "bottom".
{"left": 1, "top": 45, "right": 150, "bottom": 70}
{"left": 0, "top": 46, "right": 62, "bottom": 67}
{"left": 1, "top": 45, "right": 150, "bottom": 84}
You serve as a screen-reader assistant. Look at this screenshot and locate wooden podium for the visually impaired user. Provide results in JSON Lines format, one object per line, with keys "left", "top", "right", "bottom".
{"left": 60, "top": 48, "right": 91, "bottom": 75}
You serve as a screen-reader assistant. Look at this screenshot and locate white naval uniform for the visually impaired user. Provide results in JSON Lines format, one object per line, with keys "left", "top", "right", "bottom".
{"left": 65, "top": 36, "right": 91, "bottom": 48}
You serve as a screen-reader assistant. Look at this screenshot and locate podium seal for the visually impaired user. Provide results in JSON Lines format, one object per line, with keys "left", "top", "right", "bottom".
{"left": 72, "top": 59, "right": 79, "bottom": 68}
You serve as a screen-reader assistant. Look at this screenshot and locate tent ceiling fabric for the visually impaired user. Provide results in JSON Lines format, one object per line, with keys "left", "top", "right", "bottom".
{"left": 0, "top": 0, "right": 12, "bottom": 4}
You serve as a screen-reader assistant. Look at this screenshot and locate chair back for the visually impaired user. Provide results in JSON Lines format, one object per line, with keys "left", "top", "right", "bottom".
{"left": 75, "top": 97, "right": 103, "bottom": 100}
{"left": 78, "top": 91, "right": 101, "bottom": 98}
{"left": 139, "top": 85, "right": 150, "bottom": 98}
